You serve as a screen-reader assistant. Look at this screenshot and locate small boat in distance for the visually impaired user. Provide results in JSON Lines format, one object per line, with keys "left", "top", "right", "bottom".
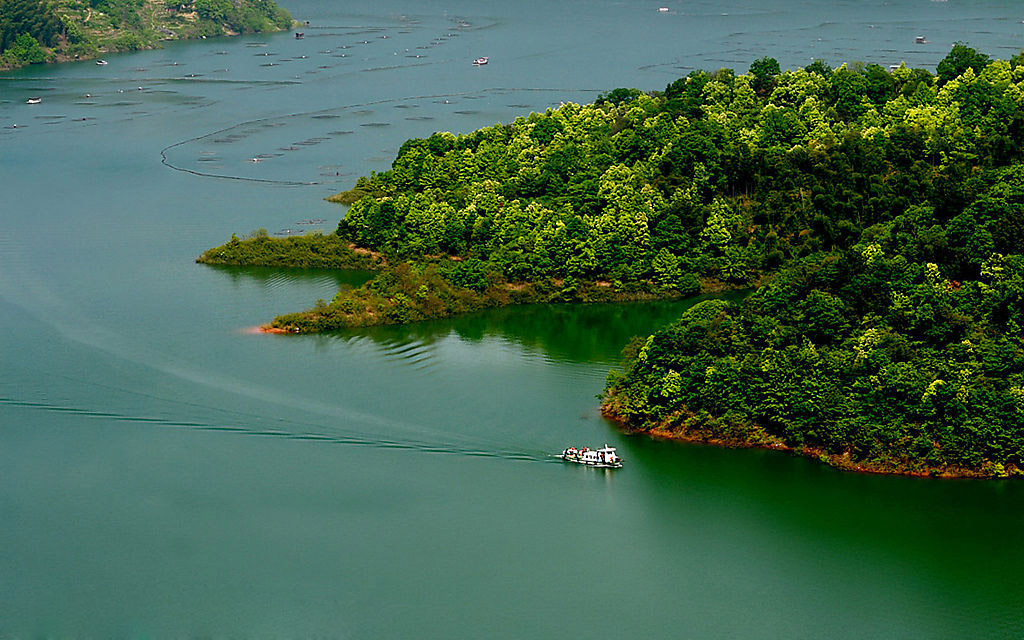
{"left": 96, "top": 59, "right": 108, "bottom": 65}
{"left": 915, "top": 35, "right": 927, "bottom": 44}
{"left": 26, "top": 97, "right": 42, "bottom": 104}
{"left": 473, "top": 56, "right": 489, "bottom": 65}
{"left": 559, "top": 445, "right": 623, "bottom": 468}
{"left": 295, "top": 32, "right": 304, "bottom": 39}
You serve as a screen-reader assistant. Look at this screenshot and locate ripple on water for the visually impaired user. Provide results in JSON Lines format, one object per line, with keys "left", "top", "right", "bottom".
{"left": 375, "top": 338, "right": 439, "bottom": 372}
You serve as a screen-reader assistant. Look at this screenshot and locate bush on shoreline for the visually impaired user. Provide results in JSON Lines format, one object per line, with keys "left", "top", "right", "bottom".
{"left": 197, "top": 231, "right": 380, "bottom": 270}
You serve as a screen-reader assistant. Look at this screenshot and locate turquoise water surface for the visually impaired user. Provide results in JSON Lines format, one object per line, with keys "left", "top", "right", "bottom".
{"left": 3, "top": 1, "right": 1024, "bottom": 636}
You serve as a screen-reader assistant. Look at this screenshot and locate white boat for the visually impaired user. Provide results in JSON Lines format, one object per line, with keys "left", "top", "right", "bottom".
{"left": 96, "top": 59, "right": 108, "bottom": 65}
{"left": 473, "top": 56, "right": 489, "bottom": 65}
{"left": 26, "top": 97, "right": 42, "bottom": 104}
{"left": 559, "top": 445, "right": 623, "bottom": 468}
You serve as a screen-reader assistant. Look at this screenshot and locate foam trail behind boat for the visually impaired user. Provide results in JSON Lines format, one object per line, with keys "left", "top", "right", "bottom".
{"left": 0, "top": 395, "right": 553, "bottom": 464}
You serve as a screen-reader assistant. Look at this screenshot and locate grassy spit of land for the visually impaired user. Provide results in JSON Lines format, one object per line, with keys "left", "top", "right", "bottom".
{"left": 199, "top": 230, "right": 738, "bottom": 332}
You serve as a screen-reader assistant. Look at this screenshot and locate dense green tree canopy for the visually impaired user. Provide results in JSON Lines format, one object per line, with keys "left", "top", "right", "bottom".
{"left": 0, "top": 0, "right": 61, "bottom": 51}
{"left": 316, "top": 45, "right": 1024, "bottom": 475}
{"left": 937, "top": 42, "right": 992, "bottom": 85}
{"left": 335, "top": 45, "right": 1024, "bottom": 299}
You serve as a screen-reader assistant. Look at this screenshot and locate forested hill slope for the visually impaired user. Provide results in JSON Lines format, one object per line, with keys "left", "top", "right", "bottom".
{"left": 0, "top": 0, "right": 292, "bottom": 68}
{"left": 334, "top": 48, "right": 1024, "bottom": 291}
{"left": 594, "top": 48, "right": 1024, "bottom": 477}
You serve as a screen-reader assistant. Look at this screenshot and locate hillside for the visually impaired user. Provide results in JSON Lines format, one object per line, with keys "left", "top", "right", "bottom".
{"left": 0, "top": 0, "right": 292, "bottom": 68}
{"left": 204, "top": 45, "right": 1024, "bottom": 475}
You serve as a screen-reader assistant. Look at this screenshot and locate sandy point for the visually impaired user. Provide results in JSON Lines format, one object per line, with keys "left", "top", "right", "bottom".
{"left": 240, "top": 325, "right": 291, "bottom": 334}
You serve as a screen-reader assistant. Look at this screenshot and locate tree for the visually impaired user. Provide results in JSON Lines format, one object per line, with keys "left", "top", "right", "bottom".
{"left": 936, "top": 42, "right": 990, "bottom": 85}
{"left": 863, "top": 63, "right": 896, "bottom": 106}
{"left": 0, "top": 0, "right": 62, "bottom": 51}
{"left": 804, "top": 59, "right": 832, "bottom": 78}
{"left": 829, "top": 65, "right": 869, "bottom": 120}
{"left": 2, "top": 32, "right": 46, "bottom": 64}
{"left": 596, "top": 87, "right": 642, "bottom": 106}
{"left": 749, "top": 56, "right": 781, "bottom": 95}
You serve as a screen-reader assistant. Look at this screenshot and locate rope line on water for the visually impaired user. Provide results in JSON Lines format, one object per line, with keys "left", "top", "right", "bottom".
{"left": 158, "top": 87, "right": 603, "bottom": 185}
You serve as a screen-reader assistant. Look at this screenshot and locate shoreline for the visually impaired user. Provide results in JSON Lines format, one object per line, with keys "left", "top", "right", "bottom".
{"left": 1, "top": 1, "right": 296, "bottom": 72}
{"left": 266, "top": 274, "right": 744, "bottom": 334}
{"left": 1, "top": 29, "right": 290, "bottom": 71}
{"left": 599, "top": 402, "right": 1017, "bottom": 479}
{"left": 258, "top": 326, "right": 295, "bottom": 334}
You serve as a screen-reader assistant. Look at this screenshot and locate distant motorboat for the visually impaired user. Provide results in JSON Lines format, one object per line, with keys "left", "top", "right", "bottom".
{"left": 658, "top": 6, "right": 669, "bottom": 12}
{"left": 558, "top": 445, "right": 623, "bottom": 469}
{"left": 26, "top": 97, "right": 42, "bottom": 104}
{"left": 915, "top": 35, "right": 927, "bottom": 44}
{"left": 96, "top": 59, "right": 108, "bottom": 65}
{"left": 473, "top": 56, "right": 489, "bottom": 65}
{"left": 295, "top": 32, "right": 304, "bottom": 39}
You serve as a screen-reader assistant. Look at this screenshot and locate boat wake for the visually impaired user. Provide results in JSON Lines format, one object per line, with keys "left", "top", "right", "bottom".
{"left": 0, "top": 395, "right": 554, "bottom": 464}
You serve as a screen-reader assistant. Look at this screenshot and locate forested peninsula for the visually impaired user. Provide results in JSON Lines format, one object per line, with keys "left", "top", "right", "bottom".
{"left": 0, "top": 0, "right": 292, "bottom": 68}
{"left": 202, "top": 45, "right": 1024, "bottom": 476}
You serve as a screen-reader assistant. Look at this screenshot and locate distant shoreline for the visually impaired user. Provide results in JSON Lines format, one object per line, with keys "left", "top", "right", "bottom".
{"left": 0, "top": 0, "right": 295, "bottom": 71}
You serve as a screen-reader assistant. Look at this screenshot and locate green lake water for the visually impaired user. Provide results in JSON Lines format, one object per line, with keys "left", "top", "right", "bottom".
{"left": 3, "top": 0, "right": 1024, "bottom": 636}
